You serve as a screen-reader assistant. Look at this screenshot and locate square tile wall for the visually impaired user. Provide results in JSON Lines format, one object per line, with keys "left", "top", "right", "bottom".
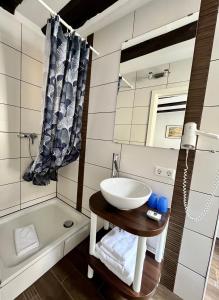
{"left": 82, "top": 1, "right": 219, "bottom": 299}
{"left": 0, "top": 9, "right": 56, "bottom": 216}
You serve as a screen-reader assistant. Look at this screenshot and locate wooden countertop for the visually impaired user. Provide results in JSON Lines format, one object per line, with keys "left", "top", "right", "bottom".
{"left": 89, "top": 191, "right": 170, "bottom": 237}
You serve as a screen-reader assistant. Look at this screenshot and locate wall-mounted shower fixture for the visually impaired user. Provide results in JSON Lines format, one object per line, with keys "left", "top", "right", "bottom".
{"left": 147, "top": 69, "right": 170, "bottom": 80}
{"left": 18, "top": 133, "right": 38, "bottom": 144}
{"left": 18, "top": 133, "right": 38, "bottom": 161}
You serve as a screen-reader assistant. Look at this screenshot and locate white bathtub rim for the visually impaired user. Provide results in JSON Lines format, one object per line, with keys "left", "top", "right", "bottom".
{"left": 0, "top": 198, "right": 90, "bottom": 287}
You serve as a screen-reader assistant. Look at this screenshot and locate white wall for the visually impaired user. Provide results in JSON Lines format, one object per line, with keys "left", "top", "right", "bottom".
{"left": 0, "top": 8, "right": 56, "bottom": 216}
{"left": 76, "top": 0, "right": 219, "bottom": 299}
{"left": 174, "top": 9, "right": 219, "bottom": 300}
{"left": 82, "top": 0, "right": 201, "bottom": 220}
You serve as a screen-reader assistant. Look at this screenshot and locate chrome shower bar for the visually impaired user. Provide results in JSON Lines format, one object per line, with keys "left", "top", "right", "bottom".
{"left": 37, "top": 0, "right": 100, "bottom": 56}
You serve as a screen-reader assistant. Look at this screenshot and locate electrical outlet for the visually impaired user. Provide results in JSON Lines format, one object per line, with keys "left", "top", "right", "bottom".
{"left": 155, "top": 166, "right": 176, "bottom": 180}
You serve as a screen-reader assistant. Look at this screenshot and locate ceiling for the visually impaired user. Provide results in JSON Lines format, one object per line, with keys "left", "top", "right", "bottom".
{"left": 1, "top": 0, "right": 151, "bottom": 37}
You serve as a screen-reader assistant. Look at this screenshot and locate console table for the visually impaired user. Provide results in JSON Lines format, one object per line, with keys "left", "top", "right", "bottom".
{"left": 87, "top": 191, "right": 170, "bottom": 299}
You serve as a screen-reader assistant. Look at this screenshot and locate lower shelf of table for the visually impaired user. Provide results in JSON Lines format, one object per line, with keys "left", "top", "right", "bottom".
{"left": 88, "top": 254, "right": 161, "bottom": 300}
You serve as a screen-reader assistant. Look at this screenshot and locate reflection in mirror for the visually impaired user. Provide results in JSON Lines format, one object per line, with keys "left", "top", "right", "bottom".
{"left": 114, "top": 16, "right": 198, "bottom": 149}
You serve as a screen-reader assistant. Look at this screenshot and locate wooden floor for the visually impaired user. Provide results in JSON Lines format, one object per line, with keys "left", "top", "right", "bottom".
{"left": 205, "top": 238, "right": 219, "bottom": 300}
{"left": 16, "top": 232, "right": 181, "bottom": 300}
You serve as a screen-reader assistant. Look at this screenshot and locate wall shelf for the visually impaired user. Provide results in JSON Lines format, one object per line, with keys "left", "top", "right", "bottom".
{"left": 88, "top": 191, "right": 170, "bottom": 299}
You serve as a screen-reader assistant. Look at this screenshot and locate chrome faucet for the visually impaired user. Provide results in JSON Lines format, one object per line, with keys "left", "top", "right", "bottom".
{"left": 112, "top": 153, "right": 119, "bottom": 178}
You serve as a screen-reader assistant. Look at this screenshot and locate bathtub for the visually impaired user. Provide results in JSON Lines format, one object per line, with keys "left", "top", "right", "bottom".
{"left": 0, "top": 198, "right": 90, "bottom": 300}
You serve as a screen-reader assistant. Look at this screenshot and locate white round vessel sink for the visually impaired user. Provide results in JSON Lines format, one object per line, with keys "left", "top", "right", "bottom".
{"left": 100, "top": 178, "right": 152, "bottom": 210}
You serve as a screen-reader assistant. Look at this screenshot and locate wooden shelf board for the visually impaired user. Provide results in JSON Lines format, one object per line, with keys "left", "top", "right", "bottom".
{"left": 88, "top": 254, "right": 161, "bottom": 300}
{"left": 90, "top": 191, "right": 170, "bottom": 237}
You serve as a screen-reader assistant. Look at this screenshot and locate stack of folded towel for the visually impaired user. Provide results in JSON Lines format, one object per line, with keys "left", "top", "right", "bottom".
{"left": 95, "top": 227, "right": 137, "bottom": 285}
{"left": 14, "top": 224, "right": 39, "bottom": 256}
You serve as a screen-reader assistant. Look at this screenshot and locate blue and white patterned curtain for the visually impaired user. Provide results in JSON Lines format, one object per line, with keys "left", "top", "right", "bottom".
{"left": 23, "top": 16, "right": 90, "bottom": 185}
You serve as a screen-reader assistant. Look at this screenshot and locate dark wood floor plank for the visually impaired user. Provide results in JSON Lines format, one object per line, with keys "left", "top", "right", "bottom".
{"left": 62, "top": 264, "right": 104, "bottom": 300}
{"left": 34, "top": 271, "right": 73, "bottom": 300}
{"left": 51, "top": 255, "right": 76, "bottom": 283}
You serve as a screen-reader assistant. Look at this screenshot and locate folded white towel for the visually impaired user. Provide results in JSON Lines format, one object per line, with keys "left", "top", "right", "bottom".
{"left": 96, "top": 242, "right": 135, "bottom": 286}
{"left": 100, "top": 227, "right": 137, "bottom": 263}
{"left": 14, "top": 224, "right": 39, "bottom": 256}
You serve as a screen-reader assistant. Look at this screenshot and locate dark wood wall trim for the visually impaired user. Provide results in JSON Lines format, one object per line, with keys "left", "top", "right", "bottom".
{"left": 76, "top": 34, "right": 93, "bottom": 212}
{"left": 161, "top": 0, "right": 219, "bottom": 291}
{"left": 121, "top": 21, "right": 197, "bottom": 63}
{"left": 0, "top": 0, "right": 23, "bottom": 14}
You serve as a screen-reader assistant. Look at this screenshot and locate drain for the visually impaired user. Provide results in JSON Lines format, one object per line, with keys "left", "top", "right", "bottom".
{"left": 63, "top": 220, "right": 74, "bottom": 228}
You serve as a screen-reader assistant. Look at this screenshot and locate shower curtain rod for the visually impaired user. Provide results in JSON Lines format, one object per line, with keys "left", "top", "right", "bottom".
{"left": 37, "top": 0, "right": 100, "bottom": 56}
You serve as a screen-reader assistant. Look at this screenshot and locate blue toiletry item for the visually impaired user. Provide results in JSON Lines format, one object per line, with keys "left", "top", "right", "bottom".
{"left": 147, "top": 193, "right": 158, "bottom": 209}
{"left": 157, "top": 196, "right": 168, "bottom": 213}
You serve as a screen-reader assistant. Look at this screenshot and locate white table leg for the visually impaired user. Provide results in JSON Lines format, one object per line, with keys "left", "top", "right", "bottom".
{"left": 104, "top": 220, "right": 110, "bottom": 230}
{"left": 87, "top": 212, "right": 97, "bottom": 279}
{"left": 133, "top": 236, "right": 147, "bottom": 293}
{"left": 155, "top": 222, "right": 168, "bottom": 263}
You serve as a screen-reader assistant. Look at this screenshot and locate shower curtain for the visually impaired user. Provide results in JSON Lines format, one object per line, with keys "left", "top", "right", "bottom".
{"left": 23, "top": 16, "right": 90, "bottom": 186}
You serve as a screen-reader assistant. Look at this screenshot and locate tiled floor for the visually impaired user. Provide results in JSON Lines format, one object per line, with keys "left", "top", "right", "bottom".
{"left": 16, "top": 233, "right": 181, "bottom": 300}
{"left": 205, "top": 238, "right": 219, "bottom": 300}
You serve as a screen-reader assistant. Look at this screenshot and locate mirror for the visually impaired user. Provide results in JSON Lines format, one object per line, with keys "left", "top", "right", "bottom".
{"left": 114, "top": 16, "right": 198, "bottom": 149}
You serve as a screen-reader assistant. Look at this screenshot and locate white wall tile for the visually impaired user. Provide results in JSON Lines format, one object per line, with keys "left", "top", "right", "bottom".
{"left": 119, "top": 171, "right": 174, "bottom": 206}
{"left": 21, "top": 81, "right": 42, "bottom": 111}
{"left": 21, "top": 108, "right": 42, "bottom": 134}
{"left": 58, "top": 161, "right": 79, "bottom": 182}
{"left": 203, "top": 60, "right": 219, "bottom": 107}
{"left": 87, "top": 113, "right": 114, "bottom": 140}
{"left": 115, "top": 108, "right": 133, "bottom": 124}
{"left": 89, "top": 82, "right": 118, "bottom": 113}
{"left": 168, "top": 58, "right": 192, "bottom": 83}
{"left": 84, "top": 163, "right": 111, "bottom": 191}
{"left": 57, "top": 176, "right": 78, "bottom": 203}
{"left": 120, "top": 145, "right": 178, "bottom": 184}
{"left": 21, "top": 54, "right": 43, "bottom": 86}
{"left": 179, "top": 228, "right": 213, "bottom": 276}
{"left": 191, "top": 150, "right": 219, "bottom": 196}
{"left": 22, "top": 24, "right": 44, "bottom": 61}
{"left": 85, "top": 139, "right": 121, "bottom": 169}
{"left": 0, "top": 133, "right": 20, "bottom": 159}
{"left": 114, "top": 125, "right": 131, "bottom": 142}
{"left": 174, "top": 264, "right": 205, "bottom": 300}
{"left": 211, "top": 12, "right": 219, "bottom": 61}
{"left": 185, "top": 190, "right": 219, "bottom": 238}
{"left": 0, "top": 159, "right": 20, "bottom": 185}
{"left": 132, "top": 107, "right": 149, "bottom": 125}
{"left": 90, "top": 51, "right": 120, "bottom": 87}
{"left": 0, "top": 182, "right": 20, "bottom": 210}
{"left": 117, "top": 90, "right": 134, "bottom": 108}
{"left": 134, "top": 85, "right": 166, "bottom": 107}
{"left": 21, "top": 157, "right": 32, "bottom": 178}
{"left": 21, "top": 135, "right": 40, "bottom": 158}
{"left": 0, "top": 74, "right": 20, "bottom": 107}
{"left": 21, "top": 181, "right": 56, "bottom": 203}
{"left": 0, "top": 8, "right": 21, "bottom": 50}
{"left": 136, "top": 64, "right": 168, "bottom": 89}
{"left": 130, "top": 125, "right": 147, "bottom": 143}
{"left": 133, "top": 0, "right": 201, "bottom": 38}
{"left": 0, "top": 43, "right": 20, "bottom": 79}
{"left": 197, "top": 106, "right": 219, "bottom": 151}
{"left": 57, "top": 193, "right": 76, "bottom": 209}
{"left": 0, "top": 104, "right": 20, "bottom": 132}
{"left": 21, "top": 194, "right": 56, "bottom": 209}
{"left": 82, "top": 185, "right": 96, "bottom": 212}
{"left": 93, "top": 13, "right": 134, "bottom": 59}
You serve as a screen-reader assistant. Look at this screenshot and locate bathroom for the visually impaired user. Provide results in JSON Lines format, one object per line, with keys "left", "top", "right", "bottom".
{"left": 0, "top": 0, "right": 218, "bottom": 299}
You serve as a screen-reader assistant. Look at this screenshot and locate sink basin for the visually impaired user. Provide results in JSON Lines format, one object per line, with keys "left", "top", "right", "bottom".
{"left": 100, "top": 178, "right": 152, "bottom": 210}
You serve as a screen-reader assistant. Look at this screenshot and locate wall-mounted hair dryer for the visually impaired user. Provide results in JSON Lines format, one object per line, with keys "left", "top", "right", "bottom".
{"left": 181, "top": 122, "right": 219, "bottom": 150}
{"left": 181, "top": 122, "right": 219, "bottom": 223}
